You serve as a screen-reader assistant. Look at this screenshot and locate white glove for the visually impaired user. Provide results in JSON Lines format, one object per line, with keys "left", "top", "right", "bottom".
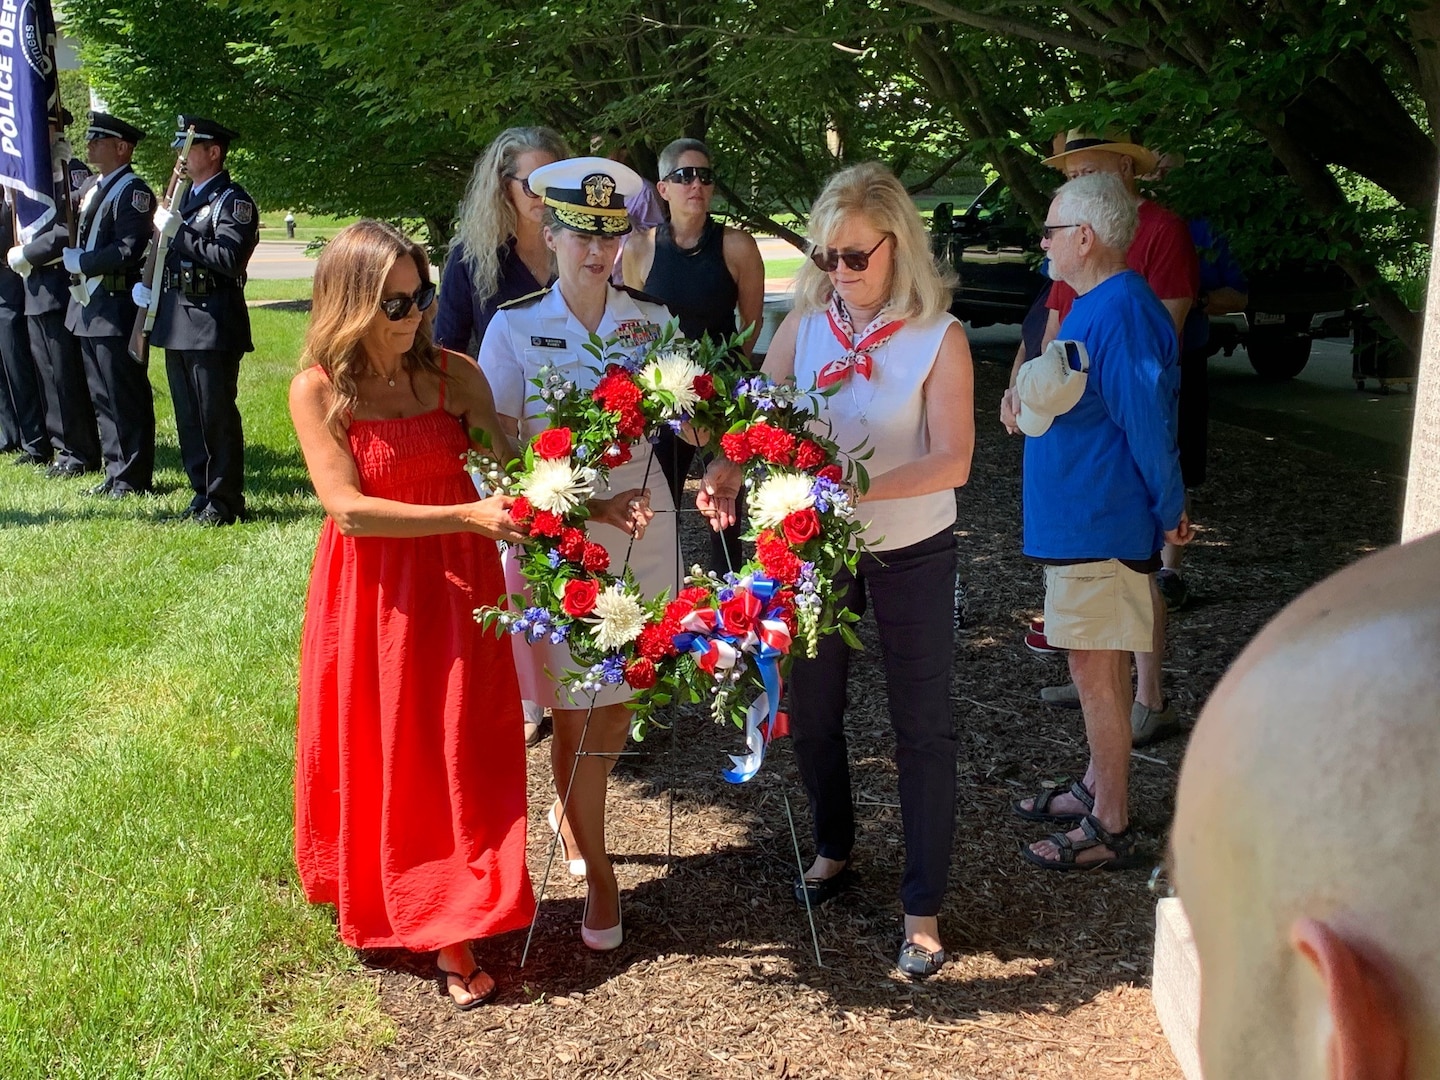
{"left": 131, "top": 282, "right": 153, "bottom": 308}
{"left": 153, "top": 206, "right": 180, "bottom": 239}
{"left": 61, "top": 247, "right": 82, "bottom": 274}
{"left": 6, "top": 246, "right": 31, "bottom": 277}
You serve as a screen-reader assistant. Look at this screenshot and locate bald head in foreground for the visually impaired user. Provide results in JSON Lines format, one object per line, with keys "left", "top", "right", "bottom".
{"left": 1174, "top": 532, "right": 1440, "bottom": 1079}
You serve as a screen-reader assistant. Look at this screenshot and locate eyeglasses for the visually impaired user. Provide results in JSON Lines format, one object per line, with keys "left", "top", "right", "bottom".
{"left": 662, "top": 166, "right": 715, "bottom": 186}
{"left": 378, "top": 283, "right": 436, "bottom": 321}
{"left": 506, "top": 174, "right": 541, "bottom": 199}
{"left": 808, "top": 235, "right": 890, "bottom": 273}
{"left": 1041, "top": 223, "right": 1081, "bottom": 241}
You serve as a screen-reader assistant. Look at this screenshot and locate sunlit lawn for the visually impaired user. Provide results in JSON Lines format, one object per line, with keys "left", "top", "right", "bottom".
{"left": 0, "top": 309, "right": 392, "bottom": 1078}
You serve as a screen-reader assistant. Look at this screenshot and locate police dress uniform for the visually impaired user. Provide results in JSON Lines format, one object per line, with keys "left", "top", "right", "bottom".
{"left": 149, "top": 118, "right": 258, "bottom": 524}
{"left": 16, "top": 151, "right": 99, "bottom": 473}
{"left": 65, "top": 159, "right": 156, "bottom": 494}
{"left": 0, "top": 198, "right": 45, "bottom": 460}
{"left": 476, "top": 157, "right": 681, "bottom": 711}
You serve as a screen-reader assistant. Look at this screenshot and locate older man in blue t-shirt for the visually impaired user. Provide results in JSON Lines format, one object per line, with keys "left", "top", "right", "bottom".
{"left": 1007, "top": 172, "right": 1192, "bottom": 871}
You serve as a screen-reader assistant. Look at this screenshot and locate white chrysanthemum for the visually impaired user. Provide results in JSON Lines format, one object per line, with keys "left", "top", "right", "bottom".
{"left": 520, "top": 456, "right": 594, "bottom": 514}
{"left": 587, "top": 584, "right": 647, "bottom": 650}
{"left": 750, "top": 471, "right": 816, "bottom": 528}
{"left": 640, "top": 350, "right": 704, "bottom": 416}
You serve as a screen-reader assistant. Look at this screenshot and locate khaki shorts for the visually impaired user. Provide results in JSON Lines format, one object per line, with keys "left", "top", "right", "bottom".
{"left": 1043, "top": 560, "right": 1156, "bottom": 652}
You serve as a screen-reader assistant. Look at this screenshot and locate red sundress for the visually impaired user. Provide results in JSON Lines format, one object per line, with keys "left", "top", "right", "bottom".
{"left": 294, "top": 402, "right": 534, "bottom": 951}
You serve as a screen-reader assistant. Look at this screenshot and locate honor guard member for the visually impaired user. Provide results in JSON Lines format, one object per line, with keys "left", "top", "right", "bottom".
{"left": 142, "top": 116, "right": 259, "bottom": 525}
{"left": 7, "top": 108, "right": 101, "bottom": 477}
{"left": 61, "top": 112, "right": 156, "bottom": 496}
{"left": 0, "top": 191, "right": 44, "bottom": 464}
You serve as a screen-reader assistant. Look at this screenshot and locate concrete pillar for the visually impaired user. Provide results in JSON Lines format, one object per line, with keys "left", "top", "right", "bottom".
{"left": 1403, "top": 201, "right": 1440, "bottom": 540}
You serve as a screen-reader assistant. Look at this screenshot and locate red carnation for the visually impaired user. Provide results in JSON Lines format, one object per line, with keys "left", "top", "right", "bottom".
{"left": 757, "top": 531, "right": 801, "bottom": 584}
{"left": 582, "top": 542, "right": 611, "bottom": 573}
{"left": 594, "top": 370, "right": 643, "bottom": 413}
{"left": 509, "top": 495, "right": 534, "bottom": 523}
{"left": 603, "top": 441, "right": 633, "bottom": 467}
{"left": 794, "top": 440, "right": 827, "bottom": 471}
{"left": 720, "top": 430, "right": 753, "bottom": 463}
{"left": 617, "top": 406, "right": 646, "bottom": 440}
{"left": 679, "top": 586, "right": 710, "bottom": 603}
{"left": 817, "top": 464, "right": 843, "bottom": 484}
{"left": 561, "top": 578, "right": 600, "bottom": 617}
{"left": 693, "top": 373, "right": 715, "bottom": 400}
{"left": 781, "top": 508, "right": 822, "bottom": 546}
{"left": 768, "top": 591, "right": 799, "bottom": 635}
{"left": 530, "top": 510, "right": 564, "bottom": 538}
{"left": 636, "top": 621, "right": 679, "bottom": 661}
{"left": 558, "top": 527, "right": 586, "bottom": 563}
{"left": 533, "top": 427, "right": 573, "bottom": 460}
{"left": 625, "top": 657, "right": 658, "bottom": 689}
{"left": 748, "top": 422, "right": 796, "bottom": 465}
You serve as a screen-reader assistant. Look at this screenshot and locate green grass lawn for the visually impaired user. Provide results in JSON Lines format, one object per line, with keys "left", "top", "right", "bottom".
{"left": 0, "top": 310, "right": 392, "bottom": 1077}
{"left": 245, "top": 279, "right": 314, "bottom": 303}
{"left": 256, "top": 213, "right": 356, "bottom": 246}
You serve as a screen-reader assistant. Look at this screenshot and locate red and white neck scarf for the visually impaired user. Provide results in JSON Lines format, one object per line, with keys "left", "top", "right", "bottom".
{"left": 816, "top": 297, "right": 905, "bottom": 389}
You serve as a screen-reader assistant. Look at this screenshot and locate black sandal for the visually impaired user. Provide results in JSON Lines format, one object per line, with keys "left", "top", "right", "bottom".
{"left": 436, "top": 962, "right": 496, "bottom": 1011}
{"left": 1021, "top": 814, "right": 1141, "bottom": 872}
{"left": 1012, "top": 780, "right": 1094, "bottom": 824}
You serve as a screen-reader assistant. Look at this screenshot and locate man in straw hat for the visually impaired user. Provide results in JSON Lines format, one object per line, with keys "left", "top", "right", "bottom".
{"left": 1002, "top": 126, "right": 1199, "bottom": 748}
{"left": 1007, "top": 171, "right": 1189, "bottom": 871}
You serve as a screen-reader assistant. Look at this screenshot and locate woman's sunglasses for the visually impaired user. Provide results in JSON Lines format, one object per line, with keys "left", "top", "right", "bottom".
{"left": 507, "top": 174, "right": 541, "bottom": 199}
{"left": 379, "top": 283, "right": 436, "bottom": 321}
{"left": 808, "top": 235, "right": 890, "bottom": 273}
{"left": 662, "top": 166, "right": 715, "bottom": 186}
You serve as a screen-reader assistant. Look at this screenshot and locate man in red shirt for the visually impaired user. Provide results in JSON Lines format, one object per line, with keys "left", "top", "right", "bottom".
{"left": 1001, "top": 129, "right": 1199, "bottom": 747}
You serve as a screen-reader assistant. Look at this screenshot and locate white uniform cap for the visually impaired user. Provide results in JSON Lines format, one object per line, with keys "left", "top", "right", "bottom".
{"left": 527, "top": 156, "right": 644, "bottom": 236}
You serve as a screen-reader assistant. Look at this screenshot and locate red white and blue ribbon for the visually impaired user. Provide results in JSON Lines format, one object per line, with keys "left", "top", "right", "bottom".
{"left": 815, "top": 298, "right": 905, "bottom": 389}
{"left": 671, "top": 576, "right": 794, "bottom": 783}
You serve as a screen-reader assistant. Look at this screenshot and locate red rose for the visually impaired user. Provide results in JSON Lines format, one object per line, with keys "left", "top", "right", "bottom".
{"left": 636, "top": 621, "right": 679, "bottom": 660}
{"left": 693, "top": 373, "right": 715, "bottom": 400}
{"left": 624, "top": 657, "right": 657, "bottom": 689}
{"left": 720, "top": 590, "right": 763, "bottom": 636}
{"left": 582, "top": 542, "right": 611, "bottom": 573}
{"left": 558, "top": 527, "right": 586, "bottom": 563}
{"left": 509, "top": 495, "right": 534, "bottom": 523}
{"left": 533, "top": 427, "right": 573, "bottom": 460}
{"left": 720, "top": 430, "right": 753, "bottom": 463}
{"left": 817, "top": 464, "right": 843, "bottom": 484}
{"left": 794, "top": 440, "right": 827, "bottom": 471}
{"left": 561, "top": 578, "right": 600, "bottom": 617}
{"left": 781, "top": 508, "right": 822, "bottom": 546}
{"left": 530, "top": 510, "right": 564, "bottom": 538}
{"left": 603, "top": 441, "right": 633, "bottom": 467}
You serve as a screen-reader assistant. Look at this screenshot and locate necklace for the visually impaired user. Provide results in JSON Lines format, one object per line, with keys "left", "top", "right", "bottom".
{"left": 368, "top": 366, "right": 400, "bottom": 387}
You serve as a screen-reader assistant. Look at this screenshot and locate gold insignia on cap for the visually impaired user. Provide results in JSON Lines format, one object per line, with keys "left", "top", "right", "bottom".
{"left": 583, "top": 173, "right": 616, "bottom": 209}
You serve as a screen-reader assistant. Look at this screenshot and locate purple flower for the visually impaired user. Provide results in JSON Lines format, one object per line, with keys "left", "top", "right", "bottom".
{"left": 599, "top": 654, "right": 627, "bottom": 684}
{"left": 546, "top": 549, "right": 563, "bottom": 569}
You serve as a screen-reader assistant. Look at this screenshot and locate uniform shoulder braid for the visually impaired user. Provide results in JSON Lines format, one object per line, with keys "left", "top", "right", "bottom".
{"left": 499, "top": 287, "right": 550, "bottom": 311}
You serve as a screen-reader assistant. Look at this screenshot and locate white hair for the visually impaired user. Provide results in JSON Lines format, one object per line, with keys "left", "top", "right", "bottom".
{"left": 1052, "top": 172, "right": 1138, "bottom": 251}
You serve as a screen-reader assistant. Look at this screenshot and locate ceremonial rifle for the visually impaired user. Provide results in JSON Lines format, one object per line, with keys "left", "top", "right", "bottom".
{"left": 128, "top": 126, "right": 195, "bottom": 364}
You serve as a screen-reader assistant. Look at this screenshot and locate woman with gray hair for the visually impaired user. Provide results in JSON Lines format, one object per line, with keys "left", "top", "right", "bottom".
{"left": 435, "top": 126, "right": 572, "bottom": 356}
{"left": 699, "top": 161, "right": 975, "bottom": 979}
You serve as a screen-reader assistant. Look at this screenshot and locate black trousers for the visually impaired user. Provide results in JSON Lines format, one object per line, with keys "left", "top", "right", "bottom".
{"left": 30, "top": 310, "right": 100, "bottom": 469}
{"left": 81, "top": 335, "right": 155, "bottom": 492}
{"left": 165, "top": 348, "right": 245, "bottom": 519}
{"left": 653, "top": 426, "right": 745, "bottom": 574}
{"left": 0, "top": 303, "right": 47, "bottom": 456}
{"left": 788, "top": 527, "right": 958, "bottom": 916}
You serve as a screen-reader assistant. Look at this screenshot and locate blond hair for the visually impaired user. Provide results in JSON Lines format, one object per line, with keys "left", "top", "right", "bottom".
{"left": 792, "top": 161, "right": 956, "bottom": 323}
{"left": 300, "top": 219, "right": 444, "bottom": 431}
{"left": 452, "top": 126, "right": 572, "bottom": 306}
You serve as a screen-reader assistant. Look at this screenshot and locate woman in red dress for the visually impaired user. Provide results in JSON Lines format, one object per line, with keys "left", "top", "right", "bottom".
{"left": 289, "top": 220, "right": 533, "bottom": 1009}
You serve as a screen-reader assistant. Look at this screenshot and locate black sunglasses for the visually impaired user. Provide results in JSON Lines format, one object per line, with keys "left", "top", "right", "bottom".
{"left": 379, "top": 283, "right": 436, "bottom": 321}
{"left": 662, "top": 166, "right": 715, "bottom": 186}
{"left": 509, "top": 174, "right": 541, "bottom": 199}
{"left": 1041, "top": 223, "right": 1081, "bottom": 241}
{"left": 809, "top": 235, "right": 890, "bottom": 273}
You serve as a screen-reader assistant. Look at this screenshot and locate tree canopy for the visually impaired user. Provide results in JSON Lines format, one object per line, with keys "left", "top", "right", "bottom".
{"left": 63, "top": 0, "right": 1437, "bottom": 346}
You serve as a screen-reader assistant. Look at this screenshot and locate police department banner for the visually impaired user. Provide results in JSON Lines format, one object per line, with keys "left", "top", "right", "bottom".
{"left": 0, "top": 0, "right": 57, "bottom": 242}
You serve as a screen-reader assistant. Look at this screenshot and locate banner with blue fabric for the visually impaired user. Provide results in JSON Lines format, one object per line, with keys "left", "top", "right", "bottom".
{"left": 0, "top": 0, "right": 58, "bottom": 242}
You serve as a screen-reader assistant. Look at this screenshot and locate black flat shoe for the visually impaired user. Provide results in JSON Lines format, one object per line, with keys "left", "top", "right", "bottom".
{"left": 435, "top": 963, "right": 496, "bottom": 1011}
{"left": 793, "top": 865, "right": 855, "bottom": 907}
{"left": 896, "top": 941, "right": 946, "bottom": 980}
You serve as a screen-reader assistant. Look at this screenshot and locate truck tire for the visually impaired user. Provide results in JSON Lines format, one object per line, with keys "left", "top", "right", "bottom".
{"left": 1245, "top": 314, "right": 1313, "bottom": 379}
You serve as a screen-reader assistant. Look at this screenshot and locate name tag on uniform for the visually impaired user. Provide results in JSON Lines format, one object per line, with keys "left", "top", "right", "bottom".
{"left": 530, "top": 336, "right": 567, "bottom": 348}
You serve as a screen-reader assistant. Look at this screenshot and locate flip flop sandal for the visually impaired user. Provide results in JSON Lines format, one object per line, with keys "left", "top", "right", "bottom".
{"left": 1021, "top": 814, "right": 1142, "bottom": 872}
{"left": 436, "top": 963, "right": 496, "bottom": 1011}
{"left": 1011, "top": 780, "right": 1094, "bottom": 824}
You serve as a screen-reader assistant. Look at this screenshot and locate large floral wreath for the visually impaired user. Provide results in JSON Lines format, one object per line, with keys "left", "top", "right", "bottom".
{"left": 473, "top": 322, "right": 866, "bottom": 782}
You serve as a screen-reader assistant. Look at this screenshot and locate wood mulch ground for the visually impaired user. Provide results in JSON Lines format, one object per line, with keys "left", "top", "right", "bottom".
{"left": 344, "top": 344, "right": 1403, "bottom": 1079}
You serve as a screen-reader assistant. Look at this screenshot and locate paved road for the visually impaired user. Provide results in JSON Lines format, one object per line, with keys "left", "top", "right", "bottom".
{"left": 250, "top": 240, "right": 315, "bottom": 279}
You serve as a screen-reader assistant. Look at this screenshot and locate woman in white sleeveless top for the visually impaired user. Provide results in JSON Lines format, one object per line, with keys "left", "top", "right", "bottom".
{"left": 701, "top": 161, "right": 974, "bottom": 979}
